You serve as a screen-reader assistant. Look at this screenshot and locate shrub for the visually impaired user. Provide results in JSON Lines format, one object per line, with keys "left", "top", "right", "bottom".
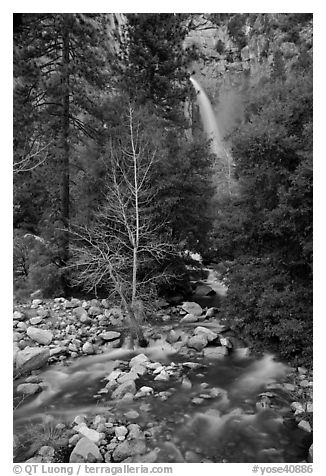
{"left": 220, "top": 257, "right": 312, "bottom": 365}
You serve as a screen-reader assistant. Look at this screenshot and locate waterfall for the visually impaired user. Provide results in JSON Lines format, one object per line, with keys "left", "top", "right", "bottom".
{"left": 190, "top": 77, "right": 224, "bottom": 157}
{"left": 190, "top": 77, "right": 235, "bottom": 195}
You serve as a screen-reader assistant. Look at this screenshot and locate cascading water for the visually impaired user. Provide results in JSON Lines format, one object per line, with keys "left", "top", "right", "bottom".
{"left": 190, "top": 77, "right": 234, "bottom": 195}
{"left": 190, "top": 77, "right": 224, "bottom": 157}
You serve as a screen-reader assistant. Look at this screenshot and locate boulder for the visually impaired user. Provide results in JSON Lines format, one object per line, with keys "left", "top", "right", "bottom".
{"left": 75, "top": 424, "right": 102, "bottom": 443}
{"left": 194, "top": 284, "right": 215, "bottom": 296}
{"left": 181, "top": 302, "right": 203, "bottom": 316}
{"left": 290, "top": 402, "right": 305, "bottom": 415}
{"left": 13, "top": 311, "right": 25, "bottom": 321}
{"left": 154, "top": 370, "right": 170, "bottom": 381}
{"left": 112, "top": 439, "right": 147, "bottom": 462}
{"left": 37, "top": 309, "right": 49, "bottom": 318}
{"left": 194, "top": 326, "right": 218, "bottom": 342}
{"left": 88, "top": 306, "right": 102, "bottom": 317}
{"left": 219, "top": 336, "right": 233, "bottom": 348}
{"left": 180, "top": 314, "right": 198, "bottom": 323}
{"left": 73, "top": 307, "right": 91, "bottom": 324}
{"left": 16, "top": 346, "right": 50, "bottom": 373}
{"left": 129, "top": 353, "right": 149, "bottom": 368}
{"left": 26, "top": 327, "right": 53, "bottom": 345}
{"left": 187, "top": 334, "right": 208, "bottom": 351}
{"left": 127, "top": 423, "right": 143, "bottom": 439}
{"left": 117, "top": 370, "right": 139, "bottom": 384}
{"left": 82, "top": 342, "right": 95, "bottom": 355}
{"left": 69, "top": 437, "right": 102, "bottom": 463}
{"left": 115, "top": 426, "right": 128, "bottom": 440}
{"left": 29, "top": 317, "right": 43, "bottom": 325}
{"left": 111, "top": 380, "right": 136, "bottom": 399}
{"left": 32, "top": 299, "right": 43, "bottom": 306}
{"left": 17, "top": 322, "right": 28, "bottom": 331}
{"left": 297, "top": 420, "right": 311, "bottom": 432}
{"left": 135, "top": 386, "right": 154, "bottom": 398}
{"left": 203, "top": 346, "right": 228, "bottom": 358}
{"left": 16, "top": 383, "right": 42, "bottom": 395}
{"left": 100, "top": 331, "right": 121, "bottom": 341}
{"left": 205, "top": 307, "right": 219, "bottom": 318}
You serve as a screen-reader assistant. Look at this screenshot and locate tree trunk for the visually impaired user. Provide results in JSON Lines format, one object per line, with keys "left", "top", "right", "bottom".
{"left": 61, "top": 14, "right": 70, "bottom": 291}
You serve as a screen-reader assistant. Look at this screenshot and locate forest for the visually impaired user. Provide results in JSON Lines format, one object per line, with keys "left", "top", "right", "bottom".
{"left": 13, "top": 12, "right": 313, "bottom": 465}
{"left": 13, "top": 13, "right": 312, "bottom": 364}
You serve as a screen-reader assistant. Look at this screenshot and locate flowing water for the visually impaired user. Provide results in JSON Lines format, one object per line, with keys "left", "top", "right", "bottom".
{"left": 13, "top": 267, "right": 311, "bottom": 463}
{"left": 190, "top": 77, "right": 224, "bottom": 157}
{"left": 14, "top": 340, "right": 311, "bottom": 463}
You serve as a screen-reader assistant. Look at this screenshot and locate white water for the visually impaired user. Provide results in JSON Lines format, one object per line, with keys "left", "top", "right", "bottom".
{"left": 190, "top": 77, "right": 225, "bottom": 157}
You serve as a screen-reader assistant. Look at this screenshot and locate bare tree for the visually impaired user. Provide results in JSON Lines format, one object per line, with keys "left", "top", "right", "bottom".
{"left": 13, "top": 137, "right": 53, "bottom": 174}
{"left": 69, "top": 105, "right": 175, "bottom": 345}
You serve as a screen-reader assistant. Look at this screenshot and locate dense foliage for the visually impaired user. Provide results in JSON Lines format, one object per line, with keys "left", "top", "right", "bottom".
{"left": 214, "top": 64, "right": 312, "bottom": 365}
{"left": 13, "top": 13, "right": 213, "bottom": 302}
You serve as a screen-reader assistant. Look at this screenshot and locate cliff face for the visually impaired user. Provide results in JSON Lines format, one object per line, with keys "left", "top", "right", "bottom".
{"left": 184, "top": 13, "right": 313, "bottom": 137}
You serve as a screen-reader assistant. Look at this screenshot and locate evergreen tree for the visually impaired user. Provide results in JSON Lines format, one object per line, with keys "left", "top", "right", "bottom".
{"left": 14, "top": 13, "right": 112, "bottom": 292}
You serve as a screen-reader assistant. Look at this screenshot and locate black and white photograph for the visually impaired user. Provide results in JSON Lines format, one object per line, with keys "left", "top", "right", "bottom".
{"left": 12, "top": 8, "right": 314, "bottom": 469}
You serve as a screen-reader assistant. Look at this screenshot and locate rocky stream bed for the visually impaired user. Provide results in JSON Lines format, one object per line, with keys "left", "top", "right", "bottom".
{"left": 13, "top": 278, "right": 313, "bottom": 464}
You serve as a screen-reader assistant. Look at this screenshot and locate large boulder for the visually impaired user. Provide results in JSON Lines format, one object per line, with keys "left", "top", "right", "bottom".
{"left": 26, "top": 327, "right": 53, "bottom": 345}
{"left": 194, "top": 326, "right": 218, "bottom": 342}
{"left": 15, "top": 346, "right": 50, "bottom": 373}
{"left": 112, "top": 439, "right": 147, "bottom": 462}
{"left": 16, "top": 383, "right": 41, "bottom": 395}
{"left": 187, "top": 334, "right": 208, "bottom": 351}
{"left": 69, "top": 437, "right": 102, "bottom": 463}
{"left": 111, "top": 380, "right": 136, "bottom": 399}
{"left": 181, "top": 302, "right": 203, "bottom": 316}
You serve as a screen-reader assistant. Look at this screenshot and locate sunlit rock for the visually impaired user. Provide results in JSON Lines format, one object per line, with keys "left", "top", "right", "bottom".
{"left": 27, "top": 327, "right": 53, "bottom": 345}
{"left": 82, "top": 342, "right": 95, "bottom": 354}
{"left": 115, "top": 426, "right": 128, "bottom": 440}
{"left": 297, "top": 420, "right": 311, "bottom": 432}
{"left": 181, "top": 301, "right": 203, "bottom": 316}
{"left": 69, "top": 436, "right": 102, "bottom": 463}
{"left": 194, "top": 326, "right": 218, "bottom": 341}
{"left": 16, "top": 383, "right": 41, "bottom": 395}
{"left": 16, "top": 346, "right": 50, "bottom": 373}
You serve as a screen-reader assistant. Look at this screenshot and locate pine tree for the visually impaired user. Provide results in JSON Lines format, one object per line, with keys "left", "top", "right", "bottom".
{"left": 14, "top": 13, "right": 112, "bottom": 291}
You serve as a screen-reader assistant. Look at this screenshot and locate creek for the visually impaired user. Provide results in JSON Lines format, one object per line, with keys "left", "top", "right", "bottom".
{"left": 13, "top": 268, "right": 312, "bottom": 463}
